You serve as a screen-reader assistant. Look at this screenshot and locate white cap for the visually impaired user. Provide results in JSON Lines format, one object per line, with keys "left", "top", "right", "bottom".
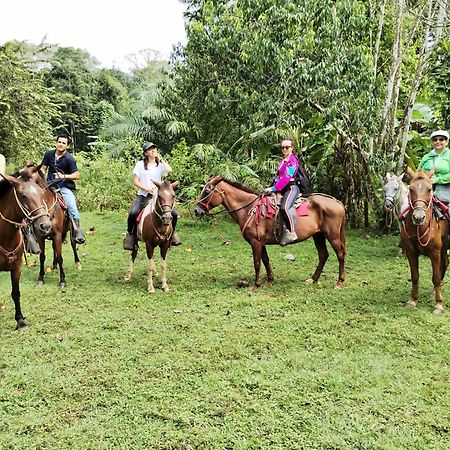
{"left": 430, "top": 130, "right": 449, "bottom": 140}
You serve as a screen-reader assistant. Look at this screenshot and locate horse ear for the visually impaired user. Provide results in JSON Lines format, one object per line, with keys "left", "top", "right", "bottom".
{"left": 152, "top": 180, "right": 162, "bottom": 189}
{"left": 398, "top": 173, "right": 404, "bottom": 181}
{"left": 171, "top": 181, "right": 179, "bottom": 189}
{"left": 427, "top": 168, "right": 435, "bottom": 178}
{"left": 386, "top": 172, "right": 391, "bottom": 180}
{"left": 406, "top": 167, "right": 415, "bottom": 180}
{"left": 32, "top": 163, "right": 43, "bottom": 173}
{"left": 4, "top": 175, "right": 20, "bottom": 187}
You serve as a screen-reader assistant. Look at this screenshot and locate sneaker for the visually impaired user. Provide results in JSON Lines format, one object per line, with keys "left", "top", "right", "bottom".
{"left": 171, "top": 233, "right": 182, "bottom": 246}
{"left": 280, "top": 231, "right": 298, "bottom": 247}
{"left": 123, "top": 233, "right": 135, "bottom": 250}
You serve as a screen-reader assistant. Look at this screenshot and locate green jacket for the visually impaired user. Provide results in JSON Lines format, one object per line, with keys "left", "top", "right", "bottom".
{"left": 418, "top": 148, "right": 450, "bottom": 185}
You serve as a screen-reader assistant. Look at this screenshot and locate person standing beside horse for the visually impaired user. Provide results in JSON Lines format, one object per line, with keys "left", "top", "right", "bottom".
{"left": 123, "top": 142, "right": 181, "bottom": 251}
{"left": 263, "top": 138, "right": 301, "bottom": 246}
{"left": 40, "top": 134, "right": 86, "bottom": 245}
{"left": 418, "top": 130, "right": 450, "bottom": 204}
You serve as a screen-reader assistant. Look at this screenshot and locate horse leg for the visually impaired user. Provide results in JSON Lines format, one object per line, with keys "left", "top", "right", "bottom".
{"left": 53, "top": 236, "right": 66, "bottom": 288}
{"left": 71, "top": 239, "right": 82, "bottom": 270}
{"left": 405, "top": 248, "right": 419, "bottom": 308}
{"left": 328, "top": 235, "right": 346, "bottom": 289}
{"left": 146, "top": 245, "right": 156, "bottom": 293}
{"left": 124, "top": 247, "right": 139, "bottom": 282}
{"left": 261, "top": 245, "right": 274, "bottom": 284}
{"left": 11, "top": 264, "right": 26, "bottom": 329}
{"left": 159, "top": 243, "right": 170, "bottom": 292}
{"left": 431, "top": 250, "right": 444, "bottom": 315}
{"left": 250, "top": 241, "right": 263, "bottom": 290}
{"left": 36, "top": 243, "right": 46, "bottom": 286}
{"left": 305, "top": 232, "right": 329, "bottom": 285}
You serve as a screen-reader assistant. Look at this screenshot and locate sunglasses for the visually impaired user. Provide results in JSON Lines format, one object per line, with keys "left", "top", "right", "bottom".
{"left": 432, "top": 137, "right": 447, "bottom": 142}
{"left": 281, "top": 145, "right": 292, "bottom": 149}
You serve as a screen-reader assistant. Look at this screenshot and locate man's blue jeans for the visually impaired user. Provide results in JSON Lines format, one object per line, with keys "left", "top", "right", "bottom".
{"left": 60, "top": 187, "right": 80, "bottom": 220}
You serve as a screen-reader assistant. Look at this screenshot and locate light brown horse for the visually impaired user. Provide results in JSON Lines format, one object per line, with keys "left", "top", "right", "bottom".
{"left": 0, "top": 167, "right": 52, "bottom": 329}
{"left": 124, "top": 180, "right": 179, "bottom": 293}
{"left": 30, "top": 168, "right": 81, "bottom": 288}
{"left": 401, "top": 168, "right": 448, "bottom": 314}
{"left": 195, "top": 177, "right": 346, "bottom": 289}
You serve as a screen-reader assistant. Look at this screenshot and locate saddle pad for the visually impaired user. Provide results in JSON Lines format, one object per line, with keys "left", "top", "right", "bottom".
{"left": 137, "top": 190, "right": 157, "bottom": 241}
{"left": 296, "top": 199, "right": 310, "bottom": 217}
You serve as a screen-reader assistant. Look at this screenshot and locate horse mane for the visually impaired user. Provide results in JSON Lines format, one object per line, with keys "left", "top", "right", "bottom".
{"left": 216, "top": 177, "right": 260, "bottom": 195}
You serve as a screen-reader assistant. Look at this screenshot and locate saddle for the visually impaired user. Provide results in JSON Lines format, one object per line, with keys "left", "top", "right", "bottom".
{"left": 136, "top": 189, "right": 158, "bottom": 241}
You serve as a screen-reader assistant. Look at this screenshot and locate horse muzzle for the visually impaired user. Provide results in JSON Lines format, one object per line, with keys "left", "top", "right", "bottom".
{"left": 34, "top": 216, "right": 53, "bottom": 237}
{"left": 384, "top": 200, "right": 394, "bottom": 211}
{"left": 161, "top": 213, "right": 173, "bottom": 226}
{"left": 194, "top": 205, "right": 206, "bottom": 217}
{"left": 412, "top": 209, "right": 426, "bottom": 226}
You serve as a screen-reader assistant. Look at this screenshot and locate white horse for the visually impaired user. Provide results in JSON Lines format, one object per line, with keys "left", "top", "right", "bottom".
{"left": 382, "top": 172, "right": 409, "bottom": 255}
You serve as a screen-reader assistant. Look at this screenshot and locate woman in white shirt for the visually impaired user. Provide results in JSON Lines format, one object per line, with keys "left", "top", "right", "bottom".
{"left": 123, "top": 142, "right": 181, "bottom": 250}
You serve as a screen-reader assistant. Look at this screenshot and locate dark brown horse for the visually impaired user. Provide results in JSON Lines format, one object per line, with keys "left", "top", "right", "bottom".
{"left": 0, "top": 167, "right": 52, "bottom": 329}
{"left": 195, "top": 177, "right": 346, "bottom": 289}
{"left": 30, "top": 168, "right": 81, "bottom": 288}
{"left": 124, "top": 180, "right": 179, "bottom": 292}
{"left": 401, "top": 168, "right": 448, "bottom": 314}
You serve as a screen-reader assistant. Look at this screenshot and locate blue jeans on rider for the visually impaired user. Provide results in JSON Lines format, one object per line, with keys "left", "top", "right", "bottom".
{"left": 60, "top": 186, "right": 80, "bottom": 220}
{"left": 280, "top": 184, "right": 299, "bottom": 232}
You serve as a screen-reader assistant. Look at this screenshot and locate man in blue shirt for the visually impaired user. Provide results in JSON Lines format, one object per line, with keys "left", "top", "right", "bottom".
{"left": 41, "top": 134, "right": 86, "bottom": 244}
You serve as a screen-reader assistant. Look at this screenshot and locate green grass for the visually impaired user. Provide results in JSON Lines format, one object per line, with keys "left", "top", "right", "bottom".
{"left": 1, "top": 211, "right": 449, "bottom": 449}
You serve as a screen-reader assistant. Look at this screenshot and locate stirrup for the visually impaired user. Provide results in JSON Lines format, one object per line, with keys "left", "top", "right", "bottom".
{"left": 280, "top": 230, "right": 298, "bottom": 247}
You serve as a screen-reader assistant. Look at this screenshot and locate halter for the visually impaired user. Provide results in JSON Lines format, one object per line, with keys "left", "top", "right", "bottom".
{"left": 404, "top": 190, "right": 434, "bottom": 246}
{"left": 197, "top": 184, "right": 260, "bottom": 217}
{"left": 0, "top": 185, "right": 49, "bottom": 228}
{"left": 153, "top": 196, "right": 174, "bottom": 222}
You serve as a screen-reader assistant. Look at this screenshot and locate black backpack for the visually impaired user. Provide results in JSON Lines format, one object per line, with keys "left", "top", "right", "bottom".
{"left": 295, "top": 163, "right": 311, "bottom": 194}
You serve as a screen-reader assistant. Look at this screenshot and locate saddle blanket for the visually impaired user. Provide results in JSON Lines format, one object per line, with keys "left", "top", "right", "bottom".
{"left": 136, "top": 189, "right": 157, "bottom": 241}
{"left": 256, "top": 194, "right": 310, "bottom": 221}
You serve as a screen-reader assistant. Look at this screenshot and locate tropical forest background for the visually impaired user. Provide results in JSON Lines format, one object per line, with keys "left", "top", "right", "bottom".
{"left": 1, "top": 0, "right": 449, "bottom": 227}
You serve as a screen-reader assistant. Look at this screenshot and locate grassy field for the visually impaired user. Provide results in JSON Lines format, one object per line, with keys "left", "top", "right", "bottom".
{"left": 1, "top": 211, "right": 449, "bottom": 449}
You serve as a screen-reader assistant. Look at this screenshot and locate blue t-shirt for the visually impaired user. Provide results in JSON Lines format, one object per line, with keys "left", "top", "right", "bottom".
{"left": 41, "top": 150, "right": 78, "bottom": 190}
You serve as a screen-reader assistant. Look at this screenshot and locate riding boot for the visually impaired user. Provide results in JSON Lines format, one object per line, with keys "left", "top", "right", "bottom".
{"left": 280, "top": 225, "right": 298, "bottom": 247}
{"left": 123, "top": 232, "right": 136, "bottom": 251}
{"left": 171, "top": 232, "right": 182, "bottom": 246}
{"left": 23, "top": 226, "right": 41, "bottom": 254}
{"left": 71, "top": 218, "right": 86, "bottom": 245}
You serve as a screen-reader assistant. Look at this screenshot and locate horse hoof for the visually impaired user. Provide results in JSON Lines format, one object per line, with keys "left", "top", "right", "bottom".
{"left": 59, "top": 282, "right": 66, "bottom": 289}
{"left": 405, "top": 301, "right": 416, "bottom": 309}
{"left": 75, "top": 263, "right": 82, "bottom": 270}
{"left": 35, "top": 280, "right": 44, "bottom": 286}
{"left": 162, "top": 286, "right": 170, "bottom": 293}
{"left": 304, "top": 278, "right": 315, "bottom": 285}
{"left": 334, "top": 282, "right": 344, "bottom": 290}
{"left": 124, "top": 274, "right": 131, "bottom": 282}
{"left": 16, "top": 319, "right": 27, "bottom": 330}
{"left": 0, "top": 303, "right": 5, "bottom": 310}
{"left": 433, "top": 306, "right": 444, "bottom": 315}
{"left": 147, "top": 287, "right": 156, "bottom": 294}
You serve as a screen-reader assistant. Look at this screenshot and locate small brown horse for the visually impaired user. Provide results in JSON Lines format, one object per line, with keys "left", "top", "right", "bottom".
{"left": 195, "top": 177, "right": 346, "bottom": 289}
{"left": 30, "top": 168, "right": 81, "bottom": 288}
{"left": 124, "top": 180, "right": 179, "bottom": 292}
{"left": 0, "top": 167, "right": 52, "bottom": 329}
{"left": 401, "top": 168, "right": 448, "bottom": 314}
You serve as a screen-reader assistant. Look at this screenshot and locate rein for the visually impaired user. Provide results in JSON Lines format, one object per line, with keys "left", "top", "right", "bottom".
{"left": 403, "top": 191, "right": 434, "bottom": 246}
{"left": 198, "top": 185, "right": 262, "bottom": 243}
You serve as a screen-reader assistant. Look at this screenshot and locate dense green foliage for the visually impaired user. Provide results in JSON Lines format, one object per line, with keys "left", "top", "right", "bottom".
{"left": 1, "top": 1, "right": 449, "bottom": 225}
{"left": 1, "top": 212, "right": 450, "bottom": 448}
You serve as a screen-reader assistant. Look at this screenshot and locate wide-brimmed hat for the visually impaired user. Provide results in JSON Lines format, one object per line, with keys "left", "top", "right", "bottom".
{"left": 142, "top": 142, "right": 157, "bottom": 151}
{"left": 430, "top": 130, "right": 449, "bottom": 140}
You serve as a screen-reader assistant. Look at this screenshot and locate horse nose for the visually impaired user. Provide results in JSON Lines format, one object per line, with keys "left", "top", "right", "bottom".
{"left": 38, "top": 220, "right": 52, "bottom": 236}
{"left": 412, "top": 209, "right": 425, "bottom": 225}
{"left": 194, "top": 206, "right": 203, "bottom": 217}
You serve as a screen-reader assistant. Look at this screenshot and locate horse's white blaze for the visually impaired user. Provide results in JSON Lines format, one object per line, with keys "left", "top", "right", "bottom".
{"left": 25, "top": 185, "right": 40, "bottom": 195}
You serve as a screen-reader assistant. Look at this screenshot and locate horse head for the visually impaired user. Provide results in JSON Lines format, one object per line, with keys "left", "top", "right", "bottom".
{"left": 195, "top": 177, "right": 224, "bottom": 217}
{"left": 407, "top": 167, "right": 434, "bottom": 226}
{"left": 152, "top": 180, "right": 178, "bottom": 226}
{"left": 4, "top": 168, "right": 52, "bottom": 236}
{"left": 383, "top": 172, "right": 404, "bottom": 211}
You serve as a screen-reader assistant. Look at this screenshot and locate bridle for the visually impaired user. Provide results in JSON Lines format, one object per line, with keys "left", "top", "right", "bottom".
{"left": 404, "top": 189, "right": 434, "bottom": 246}
{"left": 0, "top": 182, "right": 49, "bottom": 228}
{"left": 197, "top": 184, "right": 260, "bottom": 217}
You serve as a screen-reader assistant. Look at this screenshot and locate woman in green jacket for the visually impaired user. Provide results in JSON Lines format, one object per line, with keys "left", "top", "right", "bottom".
{"left": 418, "top": 130, "right": 450, "bottom": 203}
